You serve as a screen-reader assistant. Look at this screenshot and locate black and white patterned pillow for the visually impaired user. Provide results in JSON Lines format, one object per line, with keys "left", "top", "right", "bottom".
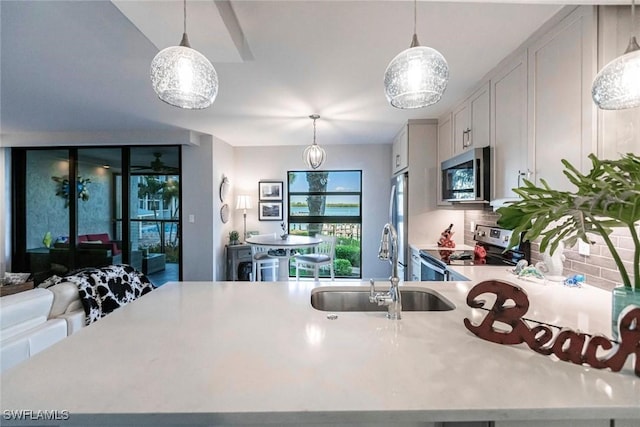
{"left": 42, "top": 265, "right": 155, "bottom": 325}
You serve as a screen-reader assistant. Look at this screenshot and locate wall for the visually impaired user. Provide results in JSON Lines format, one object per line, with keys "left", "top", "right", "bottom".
{"left": 0, "top": 148, "right": 9, "bottom": 276}
{"left": 464, "top": 208, "right": 637, "bottom": 291}
{"left": 233, "top": 143, "right": 391, "bottom": 280}
{"left": 212, "top": 137, "right": 235, "bottom": 281}
{"left": 181, "top": 135, "right": 235, "bottom": 282}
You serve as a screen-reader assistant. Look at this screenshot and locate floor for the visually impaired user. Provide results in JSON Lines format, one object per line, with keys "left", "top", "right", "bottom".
{"left": 147, "top": 262, "right": 178, "bottom": 287}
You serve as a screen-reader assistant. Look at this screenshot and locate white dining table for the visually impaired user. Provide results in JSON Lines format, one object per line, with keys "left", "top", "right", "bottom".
{"left": 245, "top": 234, "right": 321, "bottom": 281}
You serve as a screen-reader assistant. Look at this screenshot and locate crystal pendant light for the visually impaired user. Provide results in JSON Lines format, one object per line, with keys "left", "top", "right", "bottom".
{"left": 150, "top": 0, "right": 218, "bottom": 109}
{"left": 592, "top": 0, "right": 640, "bottom": 110}
{"left": 384, "top": 0, "right": 449, "bottom": 109}
{"left": 303, "top": 114, "right": 326, "bottom": 170}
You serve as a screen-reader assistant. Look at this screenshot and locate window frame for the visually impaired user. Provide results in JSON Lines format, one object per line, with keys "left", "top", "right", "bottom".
{"left": 287, "top": 170, "right": 363, "bottom": 279}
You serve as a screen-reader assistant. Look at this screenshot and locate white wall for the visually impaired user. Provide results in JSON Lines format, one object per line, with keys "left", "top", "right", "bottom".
{"left": 181, "top": 135, "right": 235, "bottom": 282}
{"left": 0, "top": 148, "right": 9, "bottom": 277}
{"left": 233, "top": 143, "right": 392, "bottom": 280}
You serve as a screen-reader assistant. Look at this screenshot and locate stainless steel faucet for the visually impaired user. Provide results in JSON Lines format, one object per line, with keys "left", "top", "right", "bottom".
{"left": 369, "top": 222, "right": 402, "bottom": 320}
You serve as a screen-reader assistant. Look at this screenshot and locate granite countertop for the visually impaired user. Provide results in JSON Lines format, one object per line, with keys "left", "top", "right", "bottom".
{"left": 1, "top": 269, "right": 639, "bottom": 426}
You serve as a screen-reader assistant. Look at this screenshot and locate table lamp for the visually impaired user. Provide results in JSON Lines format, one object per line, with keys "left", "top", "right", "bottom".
{"left": 236, "top": 195, "right": 252, "bottom": 241}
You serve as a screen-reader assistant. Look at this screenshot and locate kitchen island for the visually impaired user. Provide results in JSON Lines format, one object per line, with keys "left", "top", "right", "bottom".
{"left": 1, "top": 268, "right": 639, "bottom": 426}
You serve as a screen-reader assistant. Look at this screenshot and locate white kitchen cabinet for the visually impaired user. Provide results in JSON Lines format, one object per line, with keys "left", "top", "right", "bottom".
{"left": 407, "top": 120, "right": 438, "bottom": 220}
{"left": 452, "top": 82, "right": 490, "bottom": 156}
{"left": 527, "top": 5, "right": 597, "bottom": 191}
{"left": 391, "top": 124, "right": 408, "bottom": 175}
{"left": 437, "top": 112, "right": 453, "bottom": 206}
{"left": 491, "top": 51, "right": 529, "bottom": 200}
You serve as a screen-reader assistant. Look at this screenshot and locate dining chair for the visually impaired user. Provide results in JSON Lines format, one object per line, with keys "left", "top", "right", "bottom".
{"left": 295, "top": 234, "right": 336, "bottom": 281}
{"left": 251, "top": 233, "right": 279, "bottom": 282}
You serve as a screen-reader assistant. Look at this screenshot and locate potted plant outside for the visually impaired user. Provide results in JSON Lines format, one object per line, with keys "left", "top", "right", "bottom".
{"left": 229, "top": 230, "right": 240, "bottom": 246}
{"left": 496, "top": 153, "right": 640, "bottom": 339}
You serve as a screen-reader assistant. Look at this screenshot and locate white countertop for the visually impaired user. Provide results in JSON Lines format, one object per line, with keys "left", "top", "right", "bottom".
{"left": 1, "top": 268, "right": 639, "bottom": 425}
{"left": 411, "top": 242, "right": 476, "bottom": 252}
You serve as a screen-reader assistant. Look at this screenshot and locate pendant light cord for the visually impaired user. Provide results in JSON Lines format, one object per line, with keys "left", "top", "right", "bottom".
{"left": 626, "top": 0, "right": 640, "bottom": 53}
{"left": 313, "top": 117, "right": 317, "bottom": 146}
{"left": 632, "top": 0, "right": 636, "bottom": 34}
{"left": 410, "top": 0, "right": 420, "bottom": 48}
{"left": 413, "top": 0, "right": 417, "bottom": 36}
{"left": 183, "top": 0, "right": 187, "bottom": 34}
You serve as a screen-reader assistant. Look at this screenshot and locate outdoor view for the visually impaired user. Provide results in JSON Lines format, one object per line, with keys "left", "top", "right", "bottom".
{"left": 287, "top": 170, "right": 362, "bottom": 278}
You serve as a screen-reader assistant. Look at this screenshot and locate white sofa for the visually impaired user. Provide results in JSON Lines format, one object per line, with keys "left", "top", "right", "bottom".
{"left": 0, "top": 285, "right": 85, "bottom": 373}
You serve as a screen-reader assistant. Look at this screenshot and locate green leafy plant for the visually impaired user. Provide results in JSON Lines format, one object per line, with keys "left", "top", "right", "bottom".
{"left": 335, "top": 245, "right": 360, "bottom": 268}
{"left": 229, "top": 230, "right": 240, "bottom": 243}
{"left": 334, "top": 259, "right": 353, "bottom": 276}
{"left": 497, "top": 153, "right": 640, "bottom": 290}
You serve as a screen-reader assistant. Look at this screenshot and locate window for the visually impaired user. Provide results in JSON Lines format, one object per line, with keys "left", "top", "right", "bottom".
{"left": 287, "top": 170, "right": 362, "bottom": 278}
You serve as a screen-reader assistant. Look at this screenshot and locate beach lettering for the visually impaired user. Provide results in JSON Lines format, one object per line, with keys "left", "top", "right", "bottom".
{"left": 463, "top": 280, "right": 640, "bottom": 377}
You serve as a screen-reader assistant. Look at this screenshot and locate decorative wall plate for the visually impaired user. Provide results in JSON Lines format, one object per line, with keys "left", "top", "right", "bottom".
{"left": 219, "top": 176, "right": 230, "bottom": 202}
{"left": 220, "top": 203, "right": 230, "bottom": 223}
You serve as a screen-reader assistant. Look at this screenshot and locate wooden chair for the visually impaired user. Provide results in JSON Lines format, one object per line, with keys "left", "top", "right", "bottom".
{"left": 295, "top": 235, "right": 336, "bottom": 281}
{"left": 251, "top": 233, "right": 279, "bottom": 282}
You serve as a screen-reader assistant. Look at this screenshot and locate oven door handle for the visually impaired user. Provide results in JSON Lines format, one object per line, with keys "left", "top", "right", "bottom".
{"left": 419, "top": 254, "right": 450, "bottom": 279}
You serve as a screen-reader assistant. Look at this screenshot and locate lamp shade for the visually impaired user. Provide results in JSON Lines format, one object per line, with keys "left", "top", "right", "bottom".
{"left": 150, "top": 36, "right": 218, "bottom": 110}
{"left": 303, "top": 114, "right": 326, "bottom": 169}
{"left": 384, "top": 45, "right": 449, "bottom": 109}
{"left": 236, "top": 195, "right": 252, "bottom": 210}
{"left": 303, "top": 144, "right": 326, "bottom": 170}
{"left": 592, "top": 37, "right": 640, "bottom": 110}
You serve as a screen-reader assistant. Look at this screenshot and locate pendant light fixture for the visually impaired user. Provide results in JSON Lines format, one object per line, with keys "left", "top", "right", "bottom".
{"left": 150, "top": 0, "right": 218, "bottom": 109}
{"left": 383, "top": 0, "right": 449, "bottom": 109}
{"left": 303, "top": 114, "right": 326, "bottom": 170}
{"left": 592, "top": 0, "right": 640, "bottom": 110}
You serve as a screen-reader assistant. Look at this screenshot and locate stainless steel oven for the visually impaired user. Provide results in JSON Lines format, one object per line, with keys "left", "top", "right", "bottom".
{"left": 420, "top": 252, "right": 449, "bottom": 281}
{"left": 417, "top": 224, "right": 530, "bottom": 282}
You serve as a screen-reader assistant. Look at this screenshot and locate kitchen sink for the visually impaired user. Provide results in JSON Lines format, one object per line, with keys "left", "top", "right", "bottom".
{"left": 310, "top": 286, "right": 455, "bottom": 312}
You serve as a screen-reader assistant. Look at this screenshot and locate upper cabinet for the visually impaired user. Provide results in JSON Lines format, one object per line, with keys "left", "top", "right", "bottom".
{"left": 452, "top": 82, "right": 490, "bottom": 156}
{"left": 406, "top": 120, "right": 438, "bottom": 218}
{"left": 390, "top": 120, "right": 438, "bottom": 214}
{"left": 527, "top": 6, "right": 596, "bottom": 191}
{"left": 391, "top": 125, "right": 408, "bottom": 175}
{"left": 437, "top": 5, "right": 599, "bottom": 206}
{"left": 491, "top": 52, "right": 528, "bottom": 200}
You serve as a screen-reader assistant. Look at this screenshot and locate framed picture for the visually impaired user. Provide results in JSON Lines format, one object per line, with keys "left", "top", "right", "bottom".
{"left": 258, "top": 202, "right": 283, "bottom": 221}
{"left": 259, "top": 181, "right": 283, "bottom": 201}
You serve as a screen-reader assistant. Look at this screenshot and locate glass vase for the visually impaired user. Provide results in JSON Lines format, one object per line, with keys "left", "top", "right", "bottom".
{"left": 611, "top": 286, "right": 640, "bottom": 341}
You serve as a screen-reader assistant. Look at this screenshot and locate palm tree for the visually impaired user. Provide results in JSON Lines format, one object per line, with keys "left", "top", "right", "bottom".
{"left": 137, "top": 176, "right": 165, "bottom": 239}
{"left": 306, "top": 172, "right": 329, "bottom": 235}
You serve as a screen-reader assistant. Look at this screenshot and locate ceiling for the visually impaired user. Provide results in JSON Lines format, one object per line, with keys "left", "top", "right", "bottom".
{"left": 0, "top": 1, "right": 611, "bottom": 148}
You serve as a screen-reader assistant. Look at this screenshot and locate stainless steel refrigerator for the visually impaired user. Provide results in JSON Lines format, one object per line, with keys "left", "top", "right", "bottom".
{"left": 390, "top": 172, "right": 408, "bottom": 281}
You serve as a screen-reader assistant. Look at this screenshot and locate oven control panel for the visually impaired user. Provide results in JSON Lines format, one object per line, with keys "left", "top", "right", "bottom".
{"left": 474, "top": 224, "right": 513, "bottom": 249}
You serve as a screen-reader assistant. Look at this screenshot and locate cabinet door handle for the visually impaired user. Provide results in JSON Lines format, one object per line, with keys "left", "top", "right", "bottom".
{"left": 463, "top": 128, "right": 472, "bottom": 148}
{"left": 396, "top": 154, "right": 400, "bottom": 167}
{"left": 517, "top": 169, "right": 533, "bottom": 187}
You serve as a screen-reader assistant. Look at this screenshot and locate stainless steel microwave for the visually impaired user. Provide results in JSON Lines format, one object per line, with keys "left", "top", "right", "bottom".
{"left": 441, "top": 146, "right": 490, "bottom": 202}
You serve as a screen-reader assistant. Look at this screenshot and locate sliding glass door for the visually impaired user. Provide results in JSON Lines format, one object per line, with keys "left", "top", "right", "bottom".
{"left": 14, "top": 146, "right": 181, "bottom": 286}
{"left": 126, "top": 147, "right": 180, "bottom": 283}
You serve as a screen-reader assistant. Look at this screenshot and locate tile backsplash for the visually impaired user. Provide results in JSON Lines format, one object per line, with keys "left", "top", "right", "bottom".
{"left": 463, "top": 208, "right": 635, "bottom": 291}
